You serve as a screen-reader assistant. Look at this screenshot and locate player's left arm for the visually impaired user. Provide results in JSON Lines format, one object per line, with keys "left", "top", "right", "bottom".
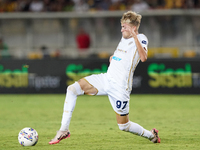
{"left": 125, "top": 24, "right": 147, "bottom": 62}
{"left": 133, "top": 36, "right": 147, "bottom": 62}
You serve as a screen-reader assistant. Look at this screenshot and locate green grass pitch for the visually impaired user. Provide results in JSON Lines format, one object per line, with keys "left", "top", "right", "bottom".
{"left": 0, "top": 94, "right": 200, "bottom": 150}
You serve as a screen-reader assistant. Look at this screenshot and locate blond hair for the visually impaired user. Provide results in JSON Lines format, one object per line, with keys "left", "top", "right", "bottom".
{"left": 121, "top": 11, "right": 142, "bottom": 30}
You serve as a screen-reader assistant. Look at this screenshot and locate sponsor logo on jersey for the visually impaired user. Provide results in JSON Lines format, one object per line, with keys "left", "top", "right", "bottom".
{"left": 142, "top": 40, "right": 147, "bottom": 44}
{"left": 117, "top": 49, "right": 127, "bottom": 53}
{"left": 112, "top": 56, "right": 122, "bottom": 61}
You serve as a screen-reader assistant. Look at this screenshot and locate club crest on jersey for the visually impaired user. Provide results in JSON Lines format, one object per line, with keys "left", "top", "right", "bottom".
{"left": 112, "top": 56, "right": 122, "bottom": 61}
{"left": 128, "top": 41, "right": 133, "bottom": 45}
{"left": 142, "top": 40, "right": 147, "bottom": 44}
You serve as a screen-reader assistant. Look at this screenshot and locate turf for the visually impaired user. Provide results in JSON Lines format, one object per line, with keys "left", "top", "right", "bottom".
{"left": 0, "top": 94, "right": 200, "bottom": 150}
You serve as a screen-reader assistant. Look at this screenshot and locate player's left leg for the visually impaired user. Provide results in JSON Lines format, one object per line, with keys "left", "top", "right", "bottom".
{"left": 116, "top": 114, "right": 160, "bottom": 143}
{"left": 108, "top": 94, "right": 160, "bottom": 143}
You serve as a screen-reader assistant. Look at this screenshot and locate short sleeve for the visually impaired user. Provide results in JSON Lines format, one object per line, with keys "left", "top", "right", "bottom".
{"left": 138, "top": 34, "right": 148, "bottom": 51}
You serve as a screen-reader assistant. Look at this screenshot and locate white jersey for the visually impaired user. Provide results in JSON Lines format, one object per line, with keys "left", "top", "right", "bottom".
{"left": 107, "top": 34, "right": 148, "bottom": 92}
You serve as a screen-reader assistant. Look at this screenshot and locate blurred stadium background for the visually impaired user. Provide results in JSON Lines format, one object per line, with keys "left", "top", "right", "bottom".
{"left": 0, "top": 0, "right": 200, "bottom": 94}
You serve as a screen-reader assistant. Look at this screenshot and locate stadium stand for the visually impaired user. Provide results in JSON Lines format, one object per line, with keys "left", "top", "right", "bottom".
{"left": 0, "top": 0, "right": 200, "bottom": 59}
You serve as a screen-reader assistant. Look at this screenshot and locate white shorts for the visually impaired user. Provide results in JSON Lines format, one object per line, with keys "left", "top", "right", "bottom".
{"left": 84, "top": 73, "right": 130, "bottom": 116}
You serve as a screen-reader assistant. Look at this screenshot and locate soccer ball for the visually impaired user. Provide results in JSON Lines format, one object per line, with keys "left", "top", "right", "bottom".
{"left": 18, "top": 127, "right": 38, "bottom": 146}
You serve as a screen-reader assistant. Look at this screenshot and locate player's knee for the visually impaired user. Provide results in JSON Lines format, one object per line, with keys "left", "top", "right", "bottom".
{"left": 118, "top": 121, "right": 130, "bottom": 132}
{"left": 67, "top": 84, "right": 77, "bottom": 95}
{"left": 67, "top": 82, "right": 84, "bottom": 95}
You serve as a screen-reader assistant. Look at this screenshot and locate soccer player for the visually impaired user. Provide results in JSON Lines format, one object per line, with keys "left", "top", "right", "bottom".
{"left": 49, "top": 11, "right": 160, "bottom": 145}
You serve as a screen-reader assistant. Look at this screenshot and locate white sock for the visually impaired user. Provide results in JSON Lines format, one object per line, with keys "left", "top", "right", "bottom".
{"left": 118, "top": 121, "right": 154, "bottom": 139}
{"left": 60, "top": 82, "right": 84, "bottom": 131}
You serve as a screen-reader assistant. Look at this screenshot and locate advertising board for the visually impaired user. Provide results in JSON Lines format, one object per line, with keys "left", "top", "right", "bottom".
{"left": 0, "top": 59, "right": 199, "bottom": 94}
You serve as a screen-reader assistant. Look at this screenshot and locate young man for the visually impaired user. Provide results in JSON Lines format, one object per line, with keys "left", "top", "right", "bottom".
{"left": 49, "top": 11, "right": 161, "bottom": 145}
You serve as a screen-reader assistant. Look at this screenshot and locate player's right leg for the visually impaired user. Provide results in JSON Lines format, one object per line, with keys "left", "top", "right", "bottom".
{"left": 49, "top": 79, "right": 97, "bottom": 145}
